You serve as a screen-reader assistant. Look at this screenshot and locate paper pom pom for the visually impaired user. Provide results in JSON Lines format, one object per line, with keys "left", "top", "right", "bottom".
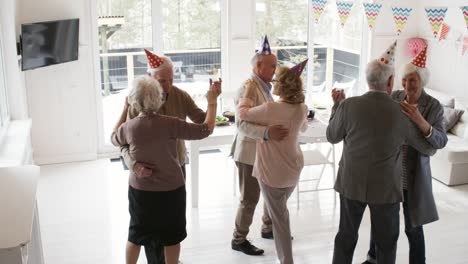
{"left": 406, "top": 38, "right": 427, "bottom": 58}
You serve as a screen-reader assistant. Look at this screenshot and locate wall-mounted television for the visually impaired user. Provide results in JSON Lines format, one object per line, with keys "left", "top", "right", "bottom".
{"left": 21, "top": 18, "right": 79, "bottom": 71}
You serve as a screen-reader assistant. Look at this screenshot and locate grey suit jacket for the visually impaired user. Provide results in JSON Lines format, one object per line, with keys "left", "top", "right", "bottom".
{"left": 393, "top": 90, "right": 447, "bottom": 226}
{"left": 327, "top": 91, "right": 437, "bottom": 204}
{"left": 230, "top": 75, "right": 270, "bottom": 165}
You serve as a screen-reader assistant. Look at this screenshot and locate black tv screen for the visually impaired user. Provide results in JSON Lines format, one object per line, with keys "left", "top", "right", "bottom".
{"left": 21, "top": 19, "right": 79, "bottom": 71}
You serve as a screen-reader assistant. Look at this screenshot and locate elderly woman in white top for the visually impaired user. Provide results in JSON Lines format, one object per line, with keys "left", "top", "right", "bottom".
{"left": 365, "top": 48, "right": 447, "bottom": 264}
{"left": 238, "top": 62, "right": 309, "bottom": 264}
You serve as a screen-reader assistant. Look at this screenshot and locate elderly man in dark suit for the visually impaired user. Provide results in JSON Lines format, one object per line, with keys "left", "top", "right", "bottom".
{"left": 327, "top": 42, "right": 438, "bottom": 264}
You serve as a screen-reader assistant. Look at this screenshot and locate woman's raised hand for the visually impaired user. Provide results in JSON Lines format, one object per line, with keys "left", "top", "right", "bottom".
{"left": 207, "top": 78, "right": 222, "bottom": 104}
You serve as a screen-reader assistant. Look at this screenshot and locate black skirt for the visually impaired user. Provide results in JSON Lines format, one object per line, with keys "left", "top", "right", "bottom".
{"left": 128, "top": 185, "right": 187, "bottom": 246}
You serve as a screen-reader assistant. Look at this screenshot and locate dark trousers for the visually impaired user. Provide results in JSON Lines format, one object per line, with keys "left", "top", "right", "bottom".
{"left": 144, "top": 164, "right": 186, "bottom": 264}
{"left": 367, "top": 190, "right": 425, "bottom": 264}
{"left": 332, "top": 195, "right": 400, "bottom": 264}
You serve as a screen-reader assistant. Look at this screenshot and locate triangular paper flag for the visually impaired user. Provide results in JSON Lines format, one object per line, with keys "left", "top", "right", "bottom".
{"left": 312, "top": 0, "right": 328, "bottom": 24}
{"left": 463, "top": 36, "right": 468, "bottom": 56}
{"left": 425, "top": 7, "right": 448, "bottom": 39}
{"left": 461, "top": 6, "right": 468, "bottom": 31}
{"left": 439, "top": 23, "right": 450, "bottom": 41}
{"left": 363, "top": 3, "right": 383, "bottom": 30}
{"left": 336, "top": 1, "right": 354, "bottom": 28}
{"left": 290, "top": 59, "right": 308, "bottom": 77}
{"left": 144, "top": 49, "right": 164, "bottom": 69}
{"left": 392, "top": 7, "right": 413, "bottom": 36}
{"left": 378, "top": 41, "right": 397, "bottom": 66}
{"left": 412, "top": 47, "right": 428, "bottom": 68}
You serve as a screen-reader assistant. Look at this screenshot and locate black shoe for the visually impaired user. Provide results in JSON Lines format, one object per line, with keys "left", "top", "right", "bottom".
{"left": 261, "top": 231, "right": 294, "bottom": 240}
{"left": 231, "top": 240, "right": 264, "bottom": 255}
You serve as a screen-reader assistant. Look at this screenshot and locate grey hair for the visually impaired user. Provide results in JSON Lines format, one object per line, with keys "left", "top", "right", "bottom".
{"left": 400, "top": 63, "right": 430, "bottom": 87}
{"left": 250, "top": 53, "right": 265, "bottom": 68}
{"left": 366, "top": 60, "right": 395, "bottom": 90}
{"left": 147, "top": 55, "right": 174, "bottom": 77}
{"left": 128, "top": 75, "right": 164, "bottom": 114}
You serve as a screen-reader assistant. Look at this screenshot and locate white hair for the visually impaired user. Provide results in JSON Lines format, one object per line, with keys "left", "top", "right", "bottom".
{"left": 250, "top": 53, "right": 265, "bottom": 68}
{"left": 366, "top": 60, "right": 395, "bottom": 90}
{"left": 128, "top": 75, "right": 164, "bottom": 114}
{"left": 147, "top": 55, "right": 174, "bottom": 77}
{"left": 400, "top": 63, "right": 430, "bottom": 87}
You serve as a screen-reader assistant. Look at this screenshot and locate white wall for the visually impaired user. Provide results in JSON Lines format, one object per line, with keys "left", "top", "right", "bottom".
{"left": 418, "top": 0, "right": 468, "bottom": 102}
{"left": 18, "top": 0, "right": 98, "bottom": 164}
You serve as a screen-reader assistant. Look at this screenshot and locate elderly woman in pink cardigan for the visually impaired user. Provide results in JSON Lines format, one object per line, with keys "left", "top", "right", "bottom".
{"left": 237, "top": 60, "right": 309, "bottom": 264}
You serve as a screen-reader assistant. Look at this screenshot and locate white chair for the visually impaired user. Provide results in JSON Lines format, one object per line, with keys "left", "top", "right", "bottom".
{"left": 296, "top": 143, "right": 336, "bottom": 208}
{"left": 173, "top": 61, "right": 185, "bottom": 81}
{"left": 310, "top": 81, "right": 326, "bottom": 93}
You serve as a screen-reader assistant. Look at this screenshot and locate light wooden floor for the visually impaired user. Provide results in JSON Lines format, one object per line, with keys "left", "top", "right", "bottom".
{"left": 37, "top": 151, "right": 468, "bottom": 264}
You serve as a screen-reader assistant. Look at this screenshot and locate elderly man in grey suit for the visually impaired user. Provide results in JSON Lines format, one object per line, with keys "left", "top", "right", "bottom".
{"left": 230, "top": 36, "right": 289, "bottom": 256}
{"left": 327, "top": 42, "right": 437, "bottom": 264}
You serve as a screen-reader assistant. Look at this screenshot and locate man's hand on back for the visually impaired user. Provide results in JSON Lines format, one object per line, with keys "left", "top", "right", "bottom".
{"left": 134, "top": 162, "right": 153, "bottom": 178}
{"left": 268, "top": 125, "right": 289, "bottom": 141}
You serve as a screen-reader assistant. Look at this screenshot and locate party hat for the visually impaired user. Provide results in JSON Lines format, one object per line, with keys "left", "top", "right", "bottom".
{"left": 144, "top": 49, "right": 164, "bottom": 69}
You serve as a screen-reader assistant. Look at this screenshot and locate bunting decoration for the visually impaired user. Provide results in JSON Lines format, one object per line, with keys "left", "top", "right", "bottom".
{"left": 312, "top": 0, "right": 328, "bottom": 24}
{"left": 463, "top": 36, "right": 468, "bottom": 56}
{"left": 462, "top": 6, "right": 468, "bottom": 30}
{"left": 392, "top": 7, "right": 413, "bottom": 36}
{"left": 336, "top": 1, "right": 354, "bottom": 28}
{"left": 439, "top": 23, "right": 450, "bottom": 41}
{"left": 363, "top": 3, "right": 383, "bottom": 30}
{"left": 425, "top": 7, "right": 448, "bottom": 39}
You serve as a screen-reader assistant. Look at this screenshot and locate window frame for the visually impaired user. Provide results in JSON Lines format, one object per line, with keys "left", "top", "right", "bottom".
{"left": 0, "top": 23, "right": 11, "bottom": 146}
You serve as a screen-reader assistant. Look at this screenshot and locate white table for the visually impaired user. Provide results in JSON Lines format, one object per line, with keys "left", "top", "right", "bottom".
{"left": 187, "top": 119, "right": 334, "bottom": 208}
{"left": 188, "top": 124, "right": 237, "bottom": 208}
{"left": 0, "top": 165, "right": 44, "bottom": 264}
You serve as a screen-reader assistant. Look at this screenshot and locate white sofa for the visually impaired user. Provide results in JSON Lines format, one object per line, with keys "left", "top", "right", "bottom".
{"left": 425, "top": 89, "right": 468, "bottom": 186}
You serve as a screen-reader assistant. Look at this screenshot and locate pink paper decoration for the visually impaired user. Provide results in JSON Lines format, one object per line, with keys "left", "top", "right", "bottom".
{"left": 463, "top": 36, "right": 468, "bottom": 56}
{"left": 406, "top": 38, "right": 427, "bottom": 58}
{"left": 439, "top": 23, "right": 450, "bottom": 41}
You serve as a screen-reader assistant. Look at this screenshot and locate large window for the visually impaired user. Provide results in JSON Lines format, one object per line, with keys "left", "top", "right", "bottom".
{"left": 309, "top": 0, "right": 364, "bottom": 107}
{"left": 255, "top": 0, "right": 308, "bottom": 67}
{"left": 161, "top": 0, "right": 221, "bottom": 109}
{"left": 97, "top": 0, "right": 221, "bottom": 147}
{"left": 97, "top": 0, "right": 153, "bottom": 145}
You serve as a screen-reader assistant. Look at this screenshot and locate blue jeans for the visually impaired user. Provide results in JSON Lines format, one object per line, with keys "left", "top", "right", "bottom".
{"left": 333, "top": 195, "right": 400, "bottom": 264}
{"left": 367, "top": 190, "right": 426, "bottom": 264}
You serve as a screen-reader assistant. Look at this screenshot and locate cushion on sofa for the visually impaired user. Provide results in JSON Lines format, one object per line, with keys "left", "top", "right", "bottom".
{"left": 451, "top": 100, "right": 468, "bottom": 138}
{"left": 444, "top": 107, "right": 465, "bottom": 132}
{"left": 425, "top": 88, "right": 455, "bottom": 108}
